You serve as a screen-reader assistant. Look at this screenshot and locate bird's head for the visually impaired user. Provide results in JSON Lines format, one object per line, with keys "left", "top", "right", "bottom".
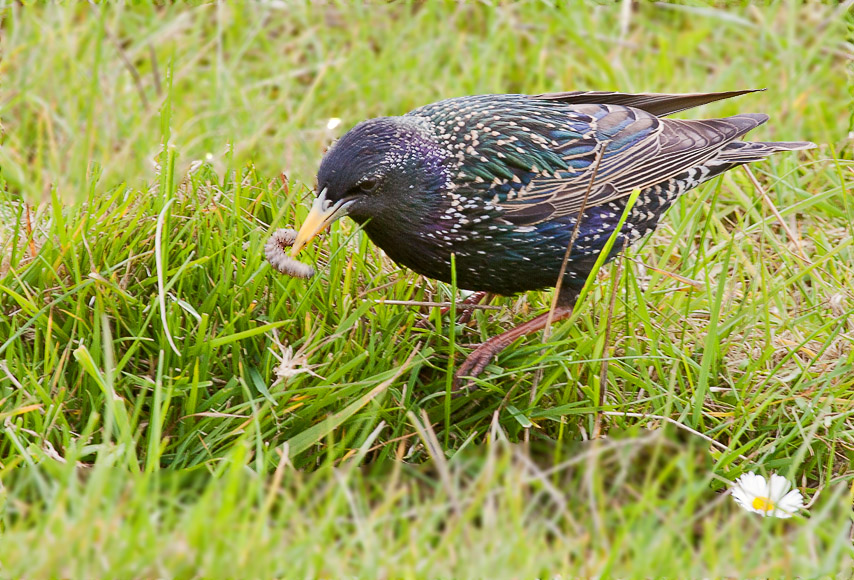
{"left": 291, "top": 116, "right": 448, "bottom": 256}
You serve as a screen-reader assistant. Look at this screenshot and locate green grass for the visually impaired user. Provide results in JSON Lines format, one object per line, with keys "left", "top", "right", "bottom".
{"left": 1, "top": 1, "right": 853, "bottom": 577}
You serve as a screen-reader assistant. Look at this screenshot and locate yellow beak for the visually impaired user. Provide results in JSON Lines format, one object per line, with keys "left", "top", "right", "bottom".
{"left": 290, "top": 188, "right": 356, "bottom": 256}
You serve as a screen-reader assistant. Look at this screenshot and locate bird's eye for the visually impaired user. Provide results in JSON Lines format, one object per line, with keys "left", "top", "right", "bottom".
{"left": 344, "top": 178, "right": 379, "bottom": 198}
{"left": 358, "top": 178, "right": 378, "bottom": 193}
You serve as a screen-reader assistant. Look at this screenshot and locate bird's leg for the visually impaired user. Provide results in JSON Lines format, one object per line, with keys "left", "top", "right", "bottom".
{"left": 454, "top": 287, "right": 580, "bottom": 391}
{"left": 456, "top": 291, "right": 492, "bottom": 325}
{"left": 415, "top": 291, "right": 492, "bottom": 329}
{"left": 453, "top": 304, "right": 573, "bottom": 390}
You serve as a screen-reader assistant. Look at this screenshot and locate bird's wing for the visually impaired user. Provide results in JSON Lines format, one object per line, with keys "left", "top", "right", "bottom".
{"left": 534, "top": 89, "right": 763, "bottom": 117}
{"left": 413, "top": 95, "right": 767, "bottom": 226}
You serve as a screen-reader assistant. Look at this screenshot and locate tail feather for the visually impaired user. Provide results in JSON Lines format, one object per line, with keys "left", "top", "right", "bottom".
{"left": 716, "top": 139, "right": 816, "bottom": 164}
{"left": 691, "top": 139, "right": 815, "bottom": 185}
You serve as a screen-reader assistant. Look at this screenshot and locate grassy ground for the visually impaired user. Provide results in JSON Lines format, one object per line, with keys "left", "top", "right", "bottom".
{"left": 1, "top": 2, "right": 853, "bottom": 577}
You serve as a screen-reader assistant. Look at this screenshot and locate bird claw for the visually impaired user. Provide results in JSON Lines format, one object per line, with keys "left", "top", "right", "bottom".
{"left": 453, "top": 342, "right": 501, "bottom": 391}
{"left": 451, "top": 304, "right": 575, "bottom": 394}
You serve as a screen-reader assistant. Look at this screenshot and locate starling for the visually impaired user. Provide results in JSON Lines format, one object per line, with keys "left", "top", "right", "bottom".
{"left": 291, "top": 90, "right": 814, "bottom": 388}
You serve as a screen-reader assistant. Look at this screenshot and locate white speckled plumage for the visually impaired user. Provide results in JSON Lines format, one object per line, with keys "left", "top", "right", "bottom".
{"left": 312, "top": 90, "right": 814, "bottom": 296}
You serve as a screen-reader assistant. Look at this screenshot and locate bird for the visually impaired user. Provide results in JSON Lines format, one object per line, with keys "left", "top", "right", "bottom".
{"left": 290, "top": 89, "right": 814, "bottom": 389}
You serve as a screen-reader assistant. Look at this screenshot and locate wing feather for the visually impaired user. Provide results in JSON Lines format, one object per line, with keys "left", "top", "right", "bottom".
{"left": 534, "top": 89, "right": 764, "bottom": 117}
{"left": 409, "top": 94, "right": 769, "bottom": 225}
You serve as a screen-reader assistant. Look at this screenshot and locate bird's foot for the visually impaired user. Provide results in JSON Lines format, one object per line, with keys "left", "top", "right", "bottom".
{"left": 453, "top": 339, "right": 508, "bottom": 391}
{"left": 452, "top": 304, "right": 575, "bottom": 392}
{"left": 415, "top": 291, "right": 492, "bottom": 329}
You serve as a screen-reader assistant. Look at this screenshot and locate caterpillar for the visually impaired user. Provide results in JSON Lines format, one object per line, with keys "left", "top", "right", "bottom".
{"left": 265, "top": 228, "right": 315, "bottom": 279}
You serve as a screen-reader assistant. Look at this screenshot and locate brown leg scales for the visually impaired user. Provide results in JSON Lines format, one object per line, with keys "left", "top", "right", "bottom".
{"left": 452, "top": 286, "right": 580, "bottom": 391}
{"left": 453, "top": 304, "right": 574, "bottom": 391}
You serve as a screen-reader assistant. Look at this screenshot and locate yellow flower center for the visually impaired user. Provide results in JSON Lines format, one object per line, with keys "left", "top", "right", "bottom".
{"left": 752, "top": 496, "right": 775, "bottom": 512}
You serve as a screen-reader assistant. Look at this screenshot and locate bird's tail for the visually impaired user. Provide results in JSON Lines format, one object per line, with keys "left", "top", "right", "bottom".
{"left": 699, "top": 139, "right": 815, "bottom": 181}
{"left": 718, "top": 139, "right": 816, "bottom": 163}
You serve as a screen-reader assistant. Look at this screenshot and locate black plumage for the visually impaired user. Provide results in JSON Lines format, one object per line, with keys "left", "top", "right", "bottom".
{"left": 292, "top": 90, "right": 814, "bottom": 387}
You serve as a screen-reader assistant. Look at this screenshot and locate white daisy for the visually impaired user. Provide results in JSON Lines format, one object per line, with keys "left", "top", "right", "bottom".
{"left": 731, "top": 472, "right": 805, "bottom": 518}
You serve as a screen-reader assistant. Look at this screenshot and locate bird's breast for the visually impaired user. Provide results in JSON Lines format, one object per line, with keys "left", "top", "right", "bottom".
{"left": 361, "top": 214, "right": 574, "bottom": 295}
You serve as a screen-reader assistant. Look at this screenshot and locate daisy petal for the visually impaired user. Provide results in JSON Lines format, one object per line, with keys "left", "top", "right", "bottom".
{"left": 776, "top": 490, "right": 804, "bottom": 512}
{"left": 741, "top": 472, "right": 766, "bottom": 494}
{"left": 768, "top": 473, "right": 791, "bottom": 500}
{"left": 731, "top": 487, "right": 750, "bottom": 506}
